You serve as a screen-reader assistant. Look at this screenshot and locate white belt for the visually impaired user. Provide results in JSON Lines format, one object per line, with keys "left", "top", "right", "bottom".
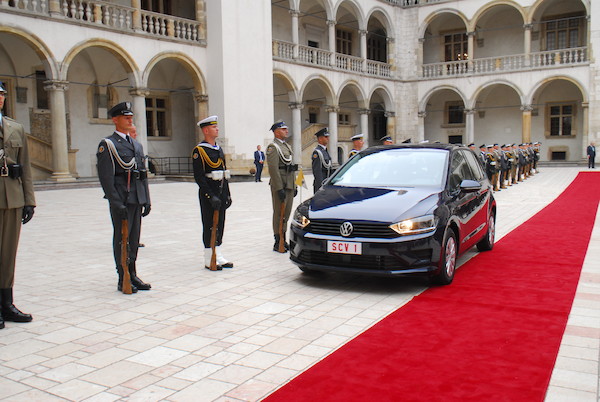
{"left": 206, "top": 170, "right": 231, "bottom": 180}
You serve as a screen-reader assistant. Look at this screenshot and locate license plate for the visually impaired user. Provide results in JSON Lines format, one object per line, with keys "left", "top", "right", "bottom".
{"left": 327, "top": 241, "right": 362, "bottom": 255}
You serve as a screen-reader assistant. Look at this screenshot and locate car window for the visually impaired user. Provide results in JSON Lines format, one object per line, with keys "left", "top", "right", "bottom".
{"left": 330, "top": 149, "right": 448, "bottom": 188}
{"left": 448, "top": 151, "right": 476, "bottom": 190}
{"left": 463, "top": 150, "right": 485, "bottom": 181}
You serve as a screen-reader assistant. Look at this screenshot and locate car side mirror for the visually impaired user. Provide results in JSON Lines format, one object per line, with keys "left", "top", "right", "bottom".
{"left": 460, "top": 179, "right": 482, "bottom": 193}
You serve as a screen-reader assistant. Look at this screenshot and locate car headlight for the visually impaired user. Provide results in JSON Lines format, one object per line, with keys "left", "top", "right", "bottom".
{"left": 292, "top": 210, "right": 310, "bottom": 229}
{"left": 389, "top": 215, "right": 436, "bottom": 235}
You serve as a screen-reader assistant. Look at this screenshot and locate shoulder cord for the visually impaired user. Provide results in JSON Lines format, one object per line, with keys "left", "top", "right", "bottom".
{"left": 315, "top": 148, "right": 331, "bottom": 169}
{"left": 104, "top": 138, "right": 137, "bottom": 171}
{"left": 272, "top": 141, "right": 292, "bottom": 165}
{"left": 196, "top": 145, "right": 223, "bottom": 169}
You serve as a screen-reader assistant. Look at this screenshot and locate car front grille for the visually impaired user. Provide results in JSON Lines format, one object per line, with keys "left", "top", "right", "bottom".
{"left": 308, "top": 220, "right": 398, "bottom": 239}
{"left": 296, "top": 249, "right": 432, "bottom": 270}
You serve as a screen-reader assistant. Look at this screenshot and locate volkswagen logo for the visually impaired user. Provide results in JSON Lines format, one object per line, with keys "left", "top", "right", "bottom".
{"left": 340, "top": 221, "right": 354, "bottom": 237}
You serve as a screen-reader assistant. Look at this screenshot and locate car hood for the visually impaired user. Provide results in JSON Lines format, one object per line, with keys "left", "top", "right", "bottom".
{"left": 309, "top": 185, "right": 441, "bottom": 223}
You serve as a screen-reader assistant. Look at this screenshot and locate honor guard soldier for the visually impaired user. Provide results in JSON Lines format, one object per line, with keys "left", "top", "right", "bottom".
{"left": 498, "top": 144, "right": 509, "bottom": 189}
{"left": 312, "top": 127, "right": 332, "bottom": 193}
{"left": 349, "top": 134, "right": 364, "bottom": 158}
{"left": 0, "top": 81, "right": 35, "bottom": 329}
{"left": 267, "top": 121, "right": 297, "bottom": 252}
{"left": 97, "top": 101, "right": 151, "bottom": 293}
{"left": 380, "top": 136, "right": 393, "bottom": 145}
{"left": 193, "top": 116, "right": 233, "bottom": 270}
{"left": 533, "top": 142, "right": 541, "bottom": 173}
{"left": 468, "top": 143, "right": 476, "bottom": 152}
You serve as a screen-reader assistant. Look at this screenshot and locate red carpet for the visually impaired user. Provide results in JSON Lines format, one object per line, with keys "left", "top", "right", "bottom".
{"left": 265, "top": 172, "right": 600, "bottom": 402}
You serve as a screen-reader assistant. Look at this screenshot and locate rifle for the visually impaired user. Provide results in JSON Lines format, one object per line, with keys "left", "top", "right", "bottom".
{"left": 121, "top": 170, "right": 133, "bottom": 294}
{"left": 209, "top": 210, "right": 219, "bottom": 270}
{"left": 278, "top": 200, "right": 286, "bottom": 253}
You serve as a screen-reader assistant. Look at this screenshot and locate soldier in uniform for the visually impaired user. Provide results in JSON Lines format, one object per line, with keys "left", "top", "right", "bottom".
{"left": 192, "top": 116, "right": 233, "bottom": 270}
{"left": 267, "top": 121, "right": 297, "bottom": 252}
{"left": 312, "top": 127, "right": 332, "bottom": 193}
{"left": 504, "top": 144, "right": 515, "bottom": 186}
{"left": 533, "top": 142, "right": 541, "bottom": 173}
{"left": 478, "top": 144, "right": 487, "bottom": 167}
{"left": 348, "top": 134, "right": 364, "bottom": 158}
{"left": 486, "top": 144, "right": 499, "bottom": 191}
{"left": 0, "top": 81, "right": 35, "bottom": 329}
{"left": 380, "top": 136, "right": 393, "bottom": 145}
{"left": 97, "top": 102, "right": 151, "bottom": 293}
{"left": 517, "top": 143, "right": 527, "bottom": 181}
{"left": 499, "top": 144, "right": 509, "bottom": 189}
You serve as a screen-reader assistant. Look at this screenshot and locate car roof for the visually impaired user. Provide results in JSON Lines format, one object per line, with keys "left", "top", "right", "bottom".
{"left": 362, "top": 143, "right": 465, "bottom": 155}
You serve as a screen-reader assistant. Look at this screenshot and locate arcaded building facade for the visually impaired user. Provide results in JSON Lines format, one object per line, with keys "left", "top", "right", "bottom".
{"left": 0, "top": 0, "right": 595, "bottom": 180}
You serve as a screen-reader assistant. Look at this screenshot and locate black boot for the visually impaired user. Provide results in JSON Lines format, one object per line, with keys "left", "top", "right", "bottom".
{"left": 129, "top": 262, "right": 151, "bottom": 290}
{"left": 0, "top": 288, "right": 32, "bottom": 323}
{"left": 116, "top": 266, "right": 138, "bottom": 293}
{"left": 273, "top": 235, "right": 289, "bottom": 253}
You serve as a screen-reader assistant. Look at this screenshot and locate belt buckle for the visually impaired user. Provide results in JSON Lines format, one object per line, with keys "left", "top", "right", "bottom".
{"left": 0, "top": 165, "right": 8, "bottom": 177}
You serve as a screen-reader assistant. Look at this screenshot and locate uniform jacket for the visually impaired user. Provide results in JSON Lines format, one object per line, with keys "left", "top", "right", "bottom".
{"left": 96, "top": 132, "right": 150, "bottom": 207}
{"left": 192, "top": 142, "right": 231, "bottom": 209}
{"left": 312, "top": 144, "right": 331, "bottom": 192}
{"left": 0, "top": 116, "right": 35, "bottom": 209}
{"left": 266, "top": 139, "right": 295, "bottom": 191}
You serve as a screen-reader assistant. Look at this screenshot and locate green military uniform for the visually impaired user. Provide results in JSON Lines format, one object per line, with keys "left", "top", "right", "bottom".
{"left": 267, "top": 121, "right": 296, "bottom": 252}
{"left": 0, "top": 81, "right": 36, "bottom": 328}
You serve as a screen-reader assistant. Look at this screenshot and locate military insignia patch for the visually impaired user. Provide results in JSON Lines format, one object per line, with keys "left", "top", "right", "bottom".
{"left": 98, "top": 145, "right": 105, "bottom": 153}
{"left": 313, "top": 154, "right": 317, "bottom": 159}
{"left": 193, "top": 152, "right": 199, "bottom": 159}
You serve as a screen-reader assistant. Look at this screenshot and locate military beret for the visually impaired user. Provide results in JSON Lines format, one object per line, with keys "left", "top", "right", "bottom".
{"left": 0, "top": 81, "right": 6, "bottom": 93}
{"left": 108, "top": 102, "right": 134, "bottom": 117}
{"left": 198, "top": 115, "right": 218, "bottom": 128}
{"left": 270, "top": 121, "right": 288, "bottom": 131}
{"left": 351, "top": 134, "right": 364, "bottom": 141}
{"left": 315, "top": 127, "right": 329, "bottom": 137}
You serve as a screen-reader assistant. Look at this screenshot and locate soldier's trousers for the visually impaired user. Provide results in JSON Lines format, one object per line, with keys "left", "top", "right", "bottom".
{"left": 199, "top": 197, "right": 226, "bottom": 248}
{"left": 0, "top": 208, "right": 22, "bottom": 288}
{"left": 271, "top": 188, "right": 294, "bottom": 236}
{"left": 110, "top": 204, "right": 142, "bottom": 267}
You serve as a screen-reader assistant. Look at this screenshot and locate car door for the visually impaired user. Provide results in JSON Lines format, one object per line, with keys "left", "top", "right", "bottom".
{"left": 463, "top": 149, "right": 492, "bottom": 244}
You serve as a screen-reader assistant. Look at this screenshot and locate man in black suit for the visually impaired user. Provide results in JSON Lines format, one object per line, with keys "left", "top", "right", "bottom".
{"left": 587, "top": 142, "right": 596, "bottom": 169}
{"left": 97, "top": 102, "right": 151, "bottom": 293}
{"left": 253, "top": 145, "right": 265, "bottom": 182}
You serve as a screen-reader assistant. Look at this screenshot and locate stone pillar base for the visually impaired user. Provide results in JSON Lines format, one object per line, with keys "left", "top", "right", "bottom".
{"left": 48, "top": 172, "right": 76, "bottom": 182}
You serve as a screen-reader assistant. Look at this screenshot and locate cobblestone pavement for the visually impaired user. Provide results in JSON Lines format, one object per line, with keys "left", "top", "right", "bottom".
{"left": 0, "top": 167, "right": 597, "bottom": 401}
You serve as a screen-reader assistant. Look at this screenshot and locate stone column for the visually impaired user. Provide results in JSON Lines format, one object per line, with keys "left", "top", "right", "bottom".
{"left": 326, "top": 106, "right": 339, "bottom": 165}
{"left": 194, "top": 93, "right": 209, "bottom": 143}
{"left": 521, "top": 104, "right": 533, "bottom": 144}
{"left": 582, "top": 102, "right": 589, "bottom": 159}
{"left": 467, "top": 31, "right": 476, "bottom": 70}
{"left": 465, "top": 109, "right": 476, "bottom": 145}
{"left": 48, "top": 0, "right": 61, "bottom": 16}
{"left": 131, "top": 0, "right": 142, "bottom": 31}
{"left": 524, "top": 24, "right": 532, "bottom": 66}
{"left": 291, "top": 10, "right": 300, "bottom": 59}
{"left": 129, "top": 88, "right": 150, "bottom": 153}
{"left": 385, "top": 111, "right": 395, "bottom": 140}
{"left": 359, "top": 108, "right": 370, "bottom": 147}
{"left": 418, "top": 110, "right": 426, "bottom": 142}
{"left": 289, "top": 102, "right": 304, "bottom": 165}
{"left": 417, "top": 37, "right": 425, "bottom": 77}
{"left": 196, "top": 0, "right": 207, "bottom": 41}
{"left": 359, "top": 29, "right": 367, "bottom": 72}
{"left": 328, "top": 20, "right": 336, "bottom": 67}
{"left": 44, "top": 80, "right": 75, "bottom": 182}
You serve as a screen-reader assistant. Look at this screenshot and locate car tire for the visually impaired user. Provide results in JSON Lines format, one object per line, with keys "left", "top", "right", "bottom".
{"left": 476, "top": 212, "right": 495, "bottom": 252}
{"left": 432, "top": 229, "right": 458, "bottom": 286}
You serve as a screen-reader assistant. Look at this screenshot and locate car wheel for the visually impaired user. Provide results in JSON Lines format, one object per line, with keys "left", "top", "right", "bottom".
{"left": 476, "top": 212, "right": 495, "bottom": 252}
{"left": 433, "top": 229, "right": 457, "bottom": 286}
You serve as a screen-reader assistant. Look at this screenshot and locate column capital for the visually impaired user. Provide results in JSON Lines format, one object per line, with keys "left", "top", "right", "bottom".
{"left": 194, "top": 92, "right": 209, "bottom": 103}
{"left": 520, "top": 104, "right": 534, "bottom": 112}
{"left": 327, "top": 20, "right": 336, "bottom": 27}
{"left": 467, "top": 31, "right": 477, "bottom": 37}
{"left": 386, "top": 37, "right": 395, "bottom": 44}
{"left": 463, "top": 108, "right": 476, "bottom": 115}
{"left": 418, "top": 110, "right": 427, "bottom": 118}
{"left": 43, "top": 80, "right": 69, "bottom": 92}
{"left": 358, "top": 108, "right": 371, "bottom": 115}
{"left": 582, "top": 102, "right": 589, "bottom": 109}
{"left": 325, "top": 105, "right": 339, "bottom": 113}
{"left": 418, "top": 37, "right": 426, "bottom": 43}
{"left": 129, "top": 87, "right": 150, "bottom": 97}
{"left": 288, "top": 102, "right": 304, "bottom": 110}
{"left": 359, "top": 29, "right": 368, "bottom": 37}
{"left": 523, "top": 23, "right": 534, "bottom": 30}
{"left": 384, "top": 111, "right": 395, "bottom": 118}
{"left": 289, "top": 9, "right": 300, "bottom": 18}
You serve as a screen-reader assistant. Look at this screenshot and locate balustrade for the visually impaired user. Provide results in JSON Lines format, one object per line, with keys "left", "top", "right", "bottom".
{"left": 0, "top": 0, "right": 48, "bottom": 13}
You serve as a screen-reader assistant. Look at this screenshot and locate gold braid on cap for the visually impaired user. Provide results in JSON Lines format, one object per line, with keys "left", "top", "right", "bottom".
{"left": 196, "top": 146, "right": 223, "bottom": 169}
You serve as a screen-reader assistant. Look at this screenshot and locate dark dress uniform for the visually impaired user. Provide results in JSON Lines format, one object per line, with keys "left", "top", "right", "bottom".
{"left": 192, "top": 141, "right": 232, "bottom": 265}
{"left": 97, "top": 102, "right": 151, "bottom": 292}
{"left": 0, "top": 81, "right": 36, "bottom": 327}
{"left": 311, "top": 128, "right": 332, "bottom": 193}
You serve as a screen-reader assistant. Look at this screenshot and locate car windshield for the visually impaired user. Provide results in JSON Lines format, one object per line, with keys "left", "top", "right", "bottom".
{"left": 330, "top": 148, "right": 448, "bottom": 188}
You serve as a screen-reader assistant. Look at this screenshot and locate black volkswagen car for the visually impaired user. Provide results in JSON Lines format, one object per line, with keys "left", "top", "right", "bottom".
{"left": 290, "top": 143, "right": 496, "bottom": 285}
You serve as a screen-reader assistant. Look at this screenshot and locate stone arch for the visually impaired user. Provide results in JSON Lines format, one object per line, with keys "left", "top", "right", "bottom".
{"left": 419, "top": 85, "right": 467, "bottom": 113}
{"left": 334, "top": 0, "right": 366, "bottom": 30}
{"left": 273, "top": 69, "right": 300, "bottom": 103}
{"left": 337, "top": 79, "right": 367, "bottom": 109}
{"left": 143, "top": 52, "right": 206, "bottom": 93}
{"left": 471, "top": 0, "right": 527, "bottom": 32}
{"left": 368, "top": 84, "right": 394, "bottom": 111}
{"left": 418, "top": 9, "right": 469, "bottom": 39}
{"left": 529, "top": 0, "right": 589, "bottom": 24}
{"left": 0, "top": 26, "right": 59, "bottom": 79}
{"left": 298, "top": 0, "right": 334, "bottom": 20}
{"left": 300, "top": 74, "right": 335, "bottom": 105}
{"left": 366, "top": 6, "right": 394, "bottom": 35}
{"left": 527, "top": 75, "right": 588, "bottom": 105}
{"left": 471, "top": 79, "right": 524, "bottom": 109}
